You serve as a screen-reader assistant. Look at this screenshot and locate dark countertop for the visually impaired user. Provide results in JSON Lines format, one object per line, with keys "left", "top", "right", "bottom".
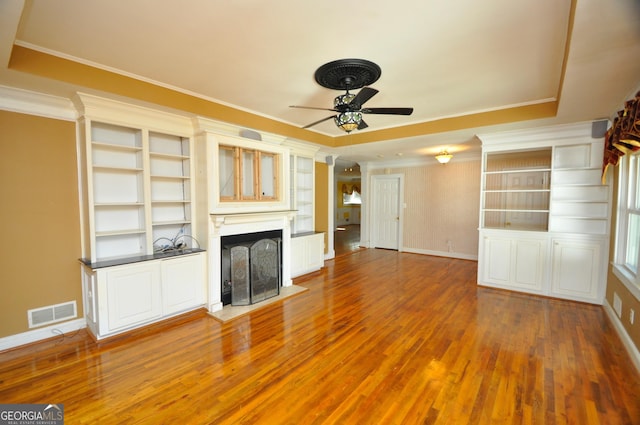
{"left": 291, "top": 231, "right": 323, "bottom": 238}
{"left": 80, "top": 248, "right": 206, "bottom": 270}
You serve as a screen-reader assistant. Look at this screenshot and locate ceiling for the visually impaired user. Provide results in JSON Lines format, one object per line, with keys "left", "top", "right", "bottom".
{"left": 1, "top": 0, "right": 640, "bottom": 164}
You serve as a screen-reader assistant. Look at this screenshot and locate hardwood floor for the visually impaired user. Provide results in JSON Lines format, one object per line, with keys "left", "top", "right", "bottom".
{"left": 334, "top": 224, "right": 363, "bottom": 257}
{"left": 1, "top": 249, "right": 639, "bottom": 424}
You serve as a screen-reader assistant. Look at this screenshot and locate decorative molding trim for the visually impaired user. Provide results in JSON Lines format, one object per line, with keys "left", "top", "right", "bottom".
{"left": 0, "top": 85, "right": 76, "bottom": 121}
{"left": 365, "top": 152, "right": 481, "bottom": 170}
{"left": 603, "top": 299, "right": 640, "bottom": 374}
{"left": 210, "top": 210, "right": 296, "bottom": 229}
{"left": 193, "top": 116, "right": 287, "bottom": 145}
{"left": 402, "top": 247, "right": 478, "bottom": 261}
{"left": 0, "top": 318, "right": 86, "bottom": 352}
{"left": 75, "top": 92, "right": 193, "bottom": 135}
{"left": 478, "top": 121, "right": 595, "bottom": 148}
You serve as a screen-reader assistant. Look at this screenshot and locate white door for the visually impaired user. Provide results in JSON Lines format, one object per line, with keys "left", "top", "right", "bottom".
{"left": 372, "top": 175, "right": 401, "bottom": 250}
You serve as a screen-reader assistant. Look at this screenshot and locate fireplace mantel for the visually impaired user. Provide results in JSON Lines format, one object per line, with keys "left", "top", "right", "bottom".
{"left": 210, "top": 210, "right": 296, "bottom": 229}
{"left": 207, "top": 209, "right": 294, "bottom": 313}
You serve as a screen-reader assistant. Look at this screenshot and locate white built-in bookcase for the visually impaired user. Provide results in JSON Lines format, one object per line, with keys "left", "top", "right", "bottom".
{"left": 291, "top": 155, "right": 314, "bottom": 234}
{"left": 76, "top": 93, "right": 196, "bottom": 263}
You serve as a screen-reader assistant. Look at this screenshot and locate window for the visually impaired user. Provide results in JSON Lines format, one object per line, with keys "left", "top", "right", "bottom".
{"left": 218, "top": 145, "right": 279, "bottom": 201}
{"left": 615, "top": 152, "right": 640, "bottom": 294}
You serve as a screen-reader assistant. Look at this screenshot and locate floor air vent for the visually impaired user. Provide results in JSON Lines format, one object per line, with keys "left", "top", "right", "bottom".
{"left": 28, "top": 301, "right": 77, "bottom": 328}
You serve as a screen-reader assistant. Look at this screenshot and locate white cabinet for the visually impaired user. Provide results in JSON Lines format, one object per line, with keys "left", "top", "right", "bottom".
{"left": 82, "top": 252, "right": 206, "bottom": 339}
{"left": 477, "top": 123, "right": 611, "bottom": 304}
{"left": 550, "top": 237, "right": 605, "bottom": 303}
{"left": 291, "top": 232, "right": 325, "bottom": 278}
{"left": 479, "top": 232, "right": 547, "bottom": 294}
{"left": 161, "top": 253, "right": 206, "bottom": 315}
{"left": 105, "top": 262, "right": 162, "bottom": 331}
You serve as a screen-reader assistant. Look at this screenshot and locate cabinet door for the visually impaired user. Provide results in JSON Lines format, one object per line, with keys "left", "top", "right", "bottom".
{"left": 307, "top": 233, "right": 325, "bottom": 270}
{"left": 291, "top": 233, "right": 325, "bottom": 278}
{"left": 106, "top": 263, "right": 162, "bottom": 331}
{"left": 290, "top": 237, "right": 306, "bottom": 278}
{"left": 551, "top": 238, "right": 603, "bottom": 303}
{"left": 161, "top": 254, "right": 205, "bottom": 315}
{"left": 480, "top": 236, "right": 512, "bottom": 285}
{"left": 480, "top": 234, "right": 546, "bottom": 293}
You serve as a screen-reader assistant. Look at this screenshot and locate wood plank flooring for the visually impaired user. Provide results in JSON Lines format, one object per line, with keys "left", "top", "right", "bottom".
{"left": 1, "top": 249, "right": 639, "bottom": 424}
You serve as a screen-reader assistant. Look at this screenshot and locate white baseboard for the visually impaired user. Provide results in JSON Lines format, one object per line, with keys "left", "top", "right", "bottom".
{"left": 0, "top": 318, "right": 87, "bottom": 352}
{"left": 402, "top": 247, "right": 478, "bottom": 261}
{"left": 603, "top": 299, "right": 640, "bottom": 373}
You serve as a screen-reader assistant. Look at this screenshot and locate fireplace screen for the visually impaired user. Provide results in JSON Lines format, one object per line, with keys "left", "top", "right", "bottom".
{"left": 224, "top": 235, "right": 281, "bottom": 306}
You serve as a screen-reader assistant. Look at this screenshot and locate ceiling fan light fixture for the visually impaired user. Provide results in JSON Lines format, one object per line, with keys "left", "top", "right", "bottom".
{"left": 335, "top": 111, "right": 362, "bottom": 133}
{"left": 334, "top": 93, "right": 356, "bottom": 108}
{"left": 435, "top": 150, "right": 453, "bottom": 164}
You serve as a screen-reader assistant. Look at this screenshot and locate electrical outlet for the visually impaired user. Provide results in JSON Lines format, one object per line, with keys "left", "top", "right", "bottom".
{"left": 631, "top": 309, "right": 635, "bottom": 325}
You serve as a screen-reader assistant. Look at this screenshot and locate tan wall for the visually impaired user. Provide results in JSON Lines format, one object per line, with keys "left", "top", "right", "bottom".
{"left": 605, "top": 165, "right": 640, "bottom": 352}
{"left": 314, "top": 162, "right": 329, "bottom": 253}
{"left": 0, "top": 110, "right": 82, "bottom": 338}
{"left": 372, "top": 160, "right": 481, "bottom": 257}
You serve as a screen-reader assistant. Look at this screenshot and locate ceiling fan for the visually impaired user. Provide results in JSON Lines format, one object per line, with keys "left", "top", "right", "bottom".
{"left": 290, "top": 59, "right": 414, "bottom": 133}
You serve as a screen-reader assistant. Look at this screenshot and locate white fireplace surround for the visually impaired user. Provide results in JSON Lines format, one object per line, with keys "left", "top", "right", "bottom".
{"left": 207, "top": 210, "right": 296, "bottom": 312}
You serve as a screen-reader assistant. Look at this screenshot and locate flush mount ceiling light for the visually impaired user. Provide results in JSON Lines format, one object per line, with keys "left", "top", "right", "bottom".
{"left": 435, "top": 150, "right": 453, "bottom": 164}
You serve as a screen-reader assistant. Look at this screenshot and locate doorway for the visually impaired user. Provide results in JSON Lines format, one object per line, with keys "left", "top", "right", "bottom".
{"left": 371, "top": 174, "right": 403, "bottom": 250}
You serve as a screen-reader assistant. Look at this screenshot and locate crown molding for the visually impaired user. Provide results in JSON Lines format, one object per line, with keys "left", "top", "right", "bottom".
{"left": 477, "top": 121, "right": 597, "bottom": 148}
{"left": 193, "top": 116, "right": 288, "bottom": 145}
{"left": 0, "top": 85, "right": 76, "bottom": 121}
{"left": 74, "top": 92, "right": 193, "bottom": 135}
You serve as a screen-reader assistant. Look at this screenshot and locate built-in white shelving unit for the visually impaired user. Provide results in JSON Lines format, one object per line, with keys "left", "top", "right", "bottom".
{"left": 76, "top": 93, "right": 206, "bottom": 340}
{"left": 481, "top": 148, "right": 551, "bottom": 232}
{"left": 477, "top": 123, "right": 611, "bottom": 305}
{"left": 76, "top": 94, "right": 197, "bottom": 263}
{"left": 291, "top": 155, "right": 314, "bottom": 234}
{"left": 149, "top": 132, "right": 192, "bottom": 249}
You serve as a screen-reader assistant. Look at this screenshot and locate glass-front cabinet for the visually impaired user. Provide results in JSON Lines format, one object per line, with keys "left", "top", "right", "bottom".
{"left": 217, "top": 145, "right": 280, "bottom": 202}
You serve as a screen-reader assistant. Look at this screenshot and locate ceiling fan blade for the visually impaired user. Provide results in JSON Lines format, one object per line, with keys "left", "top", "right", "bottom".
{"left": 290, "top": 105, "right": 338, "bottom": 112}
{"left": 361, "top": 107, "right": 414, "bottom": 115}
{"left": 358, "top": 119, "right": 369, "bottom": 130}
{"left": 302, "top": 115, "right": 336, "bottom": 129}
{"left": 350, "top": 87, "right": 379, "bottom": 108}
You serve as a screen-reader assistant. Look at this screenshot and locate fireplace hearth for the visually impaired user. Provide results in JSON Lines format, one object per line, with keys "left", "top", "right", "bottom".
{"left": 221, "top": 230, "right": 282, "bottom": 306}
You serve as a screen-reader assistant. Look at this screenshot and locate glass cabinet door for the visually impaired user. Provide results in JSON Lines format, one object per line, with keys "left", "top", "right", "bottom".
{"left": 259, "top": 152, "right": 277, "bottom": 199}
{"left": 219, "top": 146, "right": 236, "bottom": 199}
{"left": 241, "top": 150, "right": 256, "bottom": 199}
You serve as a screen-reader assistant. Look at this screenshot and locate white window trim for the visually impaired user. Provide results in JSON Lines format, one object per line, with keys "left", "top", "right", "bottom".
{"left": 613, "top": 152, "right": 640, "bottom": 300}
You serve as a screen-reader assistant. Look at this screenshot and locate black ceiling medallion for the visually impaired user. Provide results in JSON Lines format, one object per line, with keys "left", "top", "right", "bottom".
{"left": 314, "top": 59, "right": 382, "bottom": 91}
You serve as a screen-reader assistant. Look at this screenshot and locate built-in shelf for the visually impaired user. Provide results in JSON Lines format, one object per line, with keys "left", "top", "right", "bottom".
{"left": 477, "top": 123, "right": 611, "bottom": 305}
{"left": 78, "top": 99, "right": 196, "bottom": 263}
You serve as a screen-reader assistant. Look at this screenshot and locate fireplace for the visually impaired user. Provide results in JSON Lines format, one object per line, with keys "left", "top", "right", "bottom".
{"left": 221, "top": 230, "right": 282, "bottom": 306}
{"left": 207, "top": 210, "right": 295, "bottom": 313}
